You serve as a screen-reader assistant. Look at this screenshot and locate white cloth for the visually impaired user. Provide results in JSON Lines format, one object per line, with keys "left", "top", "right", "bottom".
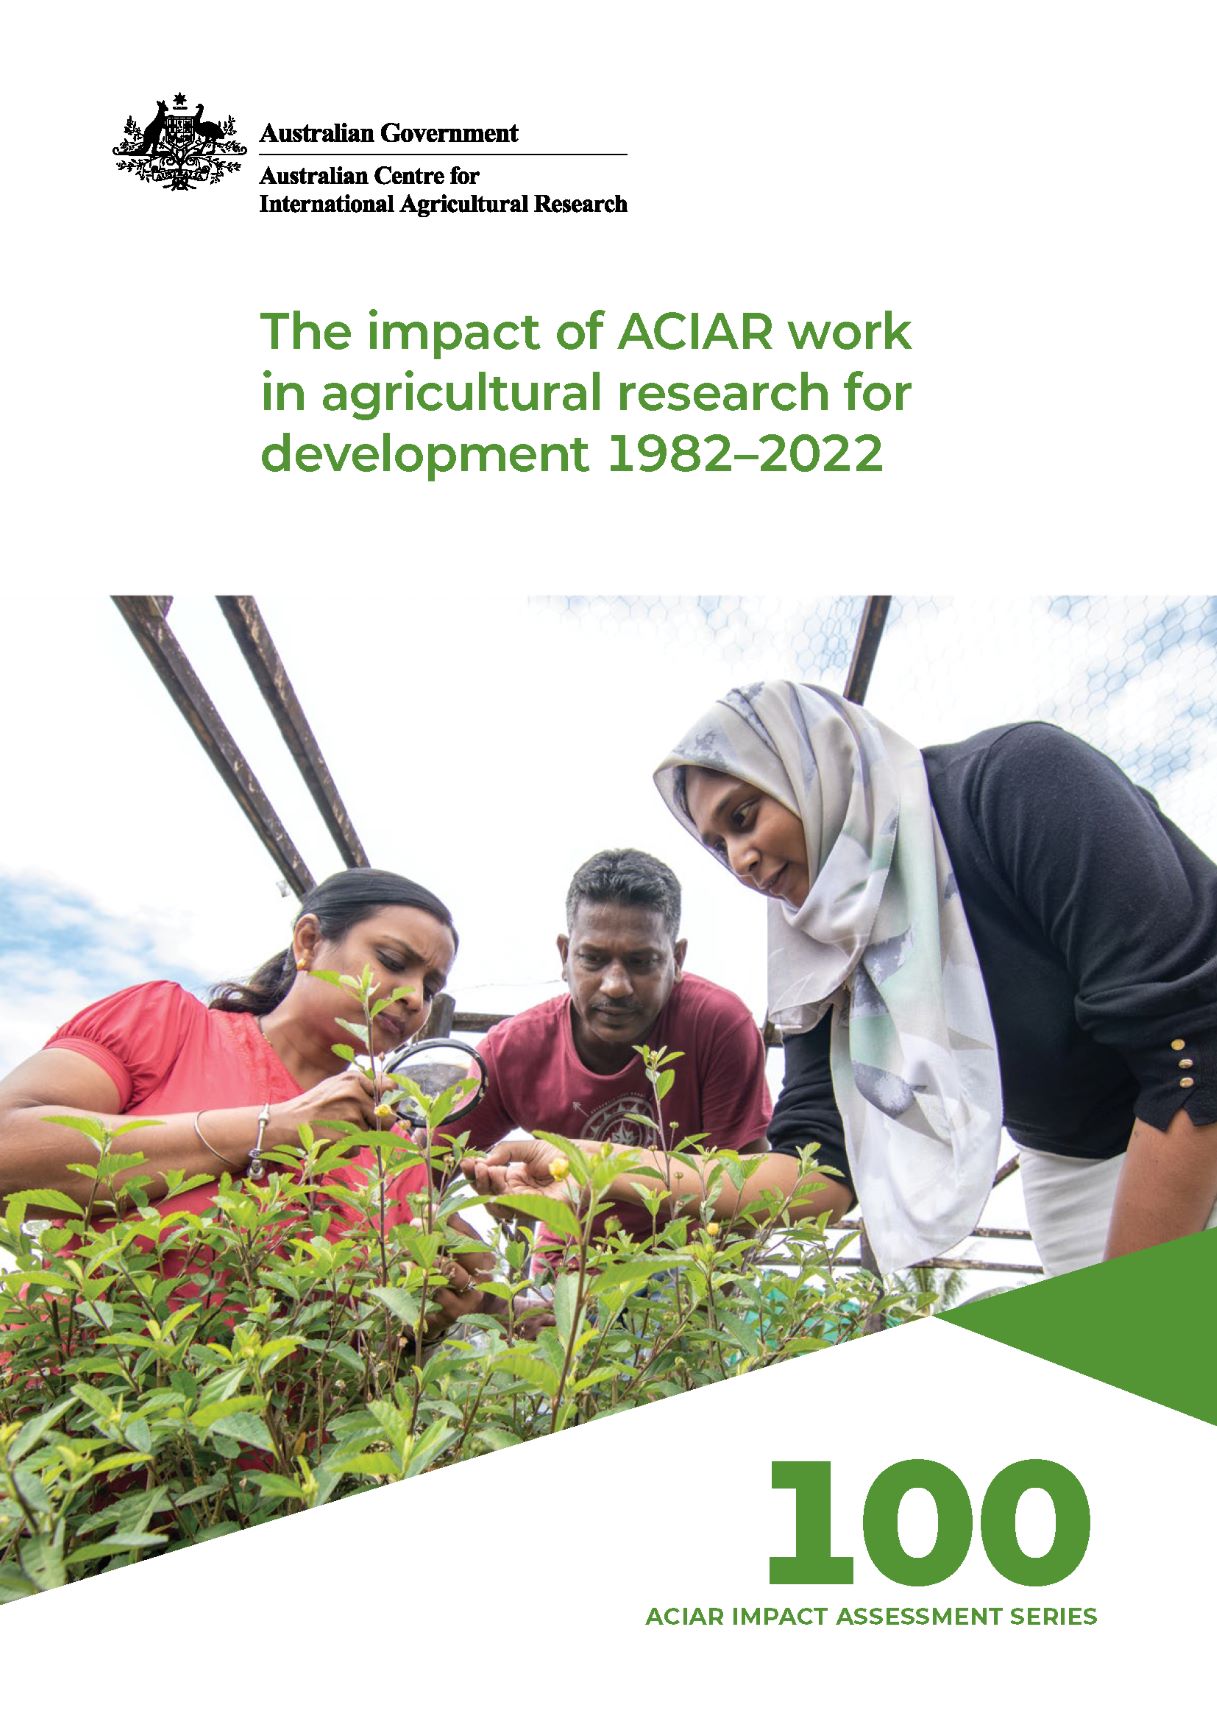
{"left": 655, "top": 681, "right": 1004, "bottom": 1274}
{"left": 1019, "top": 1146, "right": 1217, "bottom": 1277}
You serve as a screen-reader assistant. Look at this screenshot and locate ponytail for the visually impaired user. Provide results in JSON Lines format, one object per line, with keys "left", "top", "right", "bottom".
{"left": 209, "top": 867, "right": 457, "bottom": 1018}
{"left": 210, "top": 946, "right": 296, "bottom": 1017}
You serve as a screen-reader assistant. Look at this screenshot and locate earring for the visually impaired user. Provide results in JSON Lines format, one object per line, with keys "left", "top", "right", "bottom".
{"left": 296, "top": 961, "right": 308, "bottom": 973}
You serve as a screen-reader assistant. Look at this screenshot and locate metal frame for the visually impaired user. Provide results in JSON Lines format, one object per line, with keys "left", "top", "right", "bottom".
{"left": 217, "top": 597, "right": 370, "bottom": 868}
{"left": 112, "top": 596, "right": 316, "bottom": 898}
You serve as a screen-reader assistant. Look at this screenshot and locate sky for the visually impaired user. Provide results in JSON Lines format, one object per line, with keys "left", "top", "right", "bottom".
{"left": 3, "top": 590, "right": 1214, "bottom": 1282}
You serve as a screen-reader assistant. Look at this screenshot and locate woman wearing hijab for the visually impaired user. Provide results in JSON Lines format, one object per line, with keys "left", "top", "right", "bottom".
{"left": 0, "top": 867, "right": 486, "bottom": 1321}
{"left": 651, "top": 682, "right": 1217, "bottom": 1278}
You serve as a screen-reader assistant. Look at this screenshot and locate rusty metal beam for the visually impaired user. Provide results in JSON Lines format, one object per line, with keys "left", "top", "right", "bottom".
{"left": 452, "top": 1010, "right": 508, "bottom": 1036}
{"left": 217, "top": 597, "right": 370, "bottom": 869}
{"left": 836, "top": 1257, "right": 1043, "bottom": 1277}
{"left": 423, "top": 993, "right": 458, "bottom": 1039}
{"left": 112, "top": 596, "right": 316, "bottom": 899}
{"left": 843, "top": 596, "right": 892, "bottom": 705}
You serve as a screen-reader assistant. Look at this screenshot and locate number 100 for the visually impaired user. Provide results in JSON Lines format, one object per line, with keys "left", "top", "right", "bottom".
{"left": 772, "top": 1460, "right": 1090, "bottom": 1588}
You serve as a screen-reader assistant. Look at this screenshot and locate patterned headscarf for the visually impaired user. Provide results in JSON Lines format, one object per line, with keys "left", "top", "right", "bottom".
{"left": 654, "top": 682, "right": 1002, "bottom": 1274}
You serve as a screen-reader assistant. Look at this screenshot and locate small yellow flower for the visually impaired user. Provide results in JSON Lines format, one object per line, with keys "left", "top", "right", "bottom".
{"left": 705, "top": 1222, "right": 720, "bottom": 1238}
{"left": 374, "top": 1102, "right": 394, "bottom": 1120}
{"left": 548, "top": 1155, "right": 571, "bottom": 1181}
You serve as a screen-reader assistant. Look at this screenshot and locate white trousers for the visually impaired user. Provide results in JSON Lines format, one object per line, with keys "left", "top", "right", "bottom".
{"left": 1019, "top": 1146, "right": 1217, "bottom": 1278}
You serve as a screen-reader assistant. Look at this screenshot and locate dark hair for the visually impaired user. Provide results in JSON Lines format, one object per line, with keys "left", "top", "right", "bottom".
{"left": 210, "top": 868, "right": 458, "bottom": 1017}
{"left": 565, "top": 849, "right": 681, "bottom": 941}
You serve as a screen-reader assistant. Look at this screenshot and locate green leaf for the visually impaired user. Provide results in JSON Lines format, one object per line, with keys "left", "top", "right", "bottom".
{"left": 124, "top": 1419, "right": 152, "bottom": 1451}
{"left": 15, "top": 1534, "right": 65, "bottom": 1591}
{"left": 0, "top": 1565, "right": 38, "bottom": 1603}
{"left": 63, "top": 1532, "right": 167, "bottom": 1566}
{"left": 5, "top": 1189, "right": 85, "bottom": 1218}
{"left": 10, "top": 1400, "right": 71, "bottom": 1461}
{"left": 190, "top": 1394, "right": 267, "bottom": 1431}
{"left": 403, "top": 1420, "right": 457, "bottom": 1478}
{"left": 535, "top": 1325, "right": 566, "bottom": 1374}
{"left": 492, "top": 1352, "right": 561, "bottom": 1397}
{"left": 76, "top": 1299, "right": 115, "bottom": 1332}
{"left": 494, "top": 1194, "right": 580, "bottom": 1241}
{"left": 190, "top": 1521, "right": 242, "bottom": 1544}
{"left": 71, "top": 1383, "right": 117, "bottom": 1420}
{"left": 395, "top": 1228, "right": 442, "bottom": 1270}
{"left": 207, "top": 1412, "right": 277, "bottom": 1453}
{"left": 330, "top": 1454, "right": 397, "bottom": 1478}
{"left": 717, "top": 1313, "right": 761, "bottom": 1358}
{"left": 422, "top": 1087, "right": 457, "bottom": 1130}
{"left": 530, "top": 1130, "right": 580, "bottom": 1156}
{"left": 474, "top": 1426, "right": 522, "bottom": 1452}
{"left": 11, "top": 1466, "right": 52, "bottom": 1515}
{"left": 367, "top": 1285, "right": 421, "bottom": 1326}
{"left": 252, "top": 1474, "right": 305, "bottom": 1501}
{"left": 553, "top": 1273, "right": 580, "bottom": 1345}
{"left": 310, "top": 1467, "right": 341, "bottom": 1508}
{"left": 87, "top": 1453, "right": 156, "bottom": 1477}
{"left": 590, "top": 1260, "right": 671, "bottom": 1297}
{"left": 42, "top": 1116, "right": 107, "bottom": 1146}
{"left": 570, "top": 1366, "right": 626, "bottom": 1393}
{"left": 171, "top": 1477, "right": 227, "bottom": 1509}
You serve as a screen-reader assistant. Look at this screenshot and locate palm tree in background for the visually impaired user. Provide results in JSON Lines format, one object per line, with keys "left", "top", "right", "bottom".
{"left": 892, "top": 1263, "right": 968, "bottom": 1315}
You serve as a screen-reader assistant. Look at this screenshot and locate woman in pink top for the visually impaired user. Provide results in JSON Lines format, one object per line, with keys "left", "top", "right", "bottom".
{"left": 0, "top": 867, "right": 486, "bottom": 1324}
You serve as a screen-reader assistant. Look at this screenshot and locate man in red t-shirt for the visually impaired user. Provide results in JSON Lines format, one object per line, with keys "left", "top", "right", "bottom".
{"left": 459, "top": 850, "right": 844, "bottom": 1237}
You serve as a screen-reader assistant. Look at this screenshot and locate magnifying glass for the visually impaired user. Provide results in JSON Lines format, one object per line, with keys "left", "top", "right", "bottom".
{"left": 380, "top": 1036, "right": 489, "bottom": 1129}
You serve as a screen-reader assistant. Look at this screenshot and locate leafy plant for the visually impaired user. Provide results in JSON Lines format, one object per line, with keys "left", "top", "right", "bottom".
{"left": 0, "top": 981, "right": 916, "bottom": 1604}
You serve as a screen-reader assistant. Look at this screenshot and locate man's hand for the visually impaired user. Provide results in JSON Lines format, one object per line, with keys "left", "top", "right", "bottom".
{"left": 461, "top": 1137, "right": 573, "bottom": 1200}
{"left": 420, "top": 1254, "right": 486, "bottom": 1341}
{"left": 505, "top": 1292, "right": 557, "bottom": 1342}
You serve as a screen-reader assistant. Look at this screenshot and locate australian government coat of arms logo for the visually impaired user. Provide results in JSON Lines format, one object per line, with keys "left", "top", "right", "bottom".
{"left": 113, "top": 93, "right": 246, "bottom": 190}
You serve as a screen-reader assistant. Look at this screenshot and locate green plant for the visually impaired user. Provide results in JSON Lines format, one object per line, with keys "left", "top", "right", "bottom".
{"left": 0, "top": 981, "right": 916, "bottom": 1604}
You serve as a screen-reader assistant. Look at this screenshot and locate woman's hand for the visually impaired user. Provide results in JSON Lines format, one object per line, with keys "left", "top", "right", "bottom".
{"left": 266, "top": 1068, "right": 391, "bottom": 1144}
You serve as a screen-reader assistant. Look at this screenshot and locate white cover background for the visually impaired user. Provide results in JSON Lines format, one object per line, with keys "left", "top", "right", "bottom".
{"left": 5, "top": 2, "right": 1210, "bottom": 591}
{"left": 1, "top": 2, "right": 1212, "bottom": 1707}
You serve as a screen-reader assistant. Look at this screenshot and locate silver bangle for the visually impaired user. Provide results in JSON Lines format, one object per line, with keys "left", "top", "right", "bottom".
{"left": 194, "top": 1105, "right": 273, "bottom": 1178}
{"left": 193, "top": 1109, "right": 245, "bottom": 1171}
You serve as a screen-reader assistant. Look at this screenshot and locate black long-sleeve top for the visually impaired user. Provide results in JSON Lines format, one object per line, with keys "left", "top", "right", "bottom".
{"left": 766, "top": 723, "right": 1217, "bottom": 1198}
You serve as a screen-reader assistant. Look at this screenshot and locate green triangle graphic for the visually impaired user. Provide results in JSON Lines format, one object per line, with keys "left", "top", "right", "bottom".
{"left": 940, "top": 1229, "right": 1217, "bottom": 1425}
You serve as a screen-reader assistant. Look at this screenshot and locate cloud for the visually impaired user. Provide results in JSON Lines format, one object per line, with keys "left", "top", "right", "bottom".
{"left": 0, "top": 872, "right": 207, "bottom": 1068}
